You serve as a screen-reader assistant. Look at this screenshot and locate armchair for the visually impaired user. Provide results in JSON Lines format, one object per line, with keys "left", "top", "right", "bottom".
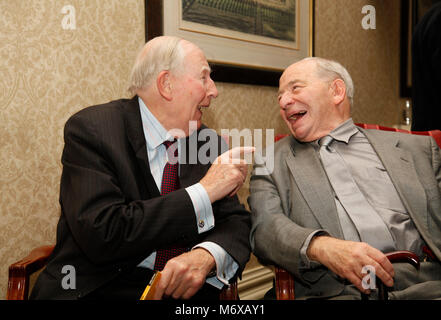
{"left": 7, "top": 245, "right": 238, "bottom": 300}
{"left": 273, "top": 124, "right": 441, "bottom": 300}
{"left": 274, "top": 251, "right": 420, "bottom": 300}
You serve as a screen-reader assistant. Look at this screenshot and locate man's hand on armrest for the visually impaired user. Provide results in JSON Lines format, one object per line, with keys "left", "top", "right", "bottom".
{"left": 153, "top": 248, "right": 216, "bottom": 300}
{"left": 307, "top": 236, "right": 395, "bottom": 294}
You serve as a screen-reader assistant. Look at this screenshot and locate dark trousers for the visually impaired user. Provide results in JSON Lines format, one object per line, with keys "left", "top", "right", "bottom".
{"left": 82, "top": 267, "right": 221, "bottom": 300}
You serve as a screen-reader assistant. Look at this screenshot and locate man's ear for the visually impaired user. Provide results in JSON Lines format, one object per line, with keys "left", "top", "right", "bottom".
{"left": 330, "top": 79, "right": 346, "bottom": 105}
{"left": 157, "top": 70, "right": 173, "bottom": 101}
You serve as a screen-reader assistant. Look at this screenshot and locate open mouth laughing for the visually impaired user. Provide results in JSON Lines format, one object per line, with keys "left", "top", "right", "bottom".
{"left": 287, "top": 110, "right": 307, "bottom": 122}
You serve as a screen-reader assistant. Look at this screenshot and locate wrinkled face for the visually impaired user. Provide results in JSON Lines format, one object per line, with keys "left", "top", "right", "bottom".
{"left": 170, "top": 42, "right": 218, "bottom": 136}
{"left": 278, "top": 61, "right": 345, "bottom": 142}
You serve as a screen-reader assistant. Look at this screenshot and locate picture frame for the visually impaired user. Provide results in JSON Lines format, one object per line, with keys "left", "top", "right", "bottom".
{"left": 400, "top": 0, "right": 441, "bottom": 97}
{"left": 145, "top": 0, "right": 314, "bottom": 87}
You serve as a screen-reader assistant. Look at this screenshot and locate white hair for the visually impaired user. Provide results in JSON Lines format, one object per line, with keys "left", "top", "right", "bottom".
{"left": 302, "top": 57, "right": 354, "bottom": 107}
{"left": 128, "top": 36, "right": 185, "bottom": 94}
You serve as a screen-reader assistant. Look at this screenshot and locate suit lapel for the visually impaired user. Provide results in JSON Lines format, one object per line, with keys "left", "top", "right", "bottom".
{"left": 285, "top": 139, "right": 344, "bottom": 238}
{"left": 361, "top": 129, "right": 428, "bottom": 228}
{"left": 123, "top": 96, "right": 160, "bottom": 197}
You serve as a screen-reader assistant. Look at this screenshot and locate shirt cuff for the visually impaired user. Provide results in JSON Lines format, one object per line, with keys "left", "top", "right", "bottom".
{"left": 137, "top": 251, "right": 156, "bottom": 269}
{"left": 300, "top": 230, "right": 329, "bottom": 269}
{"left": 193, "top": 242, "right": 239, "bottom": 288}
{"left": 185, "top": 183, "right": 214, "bottom": 234}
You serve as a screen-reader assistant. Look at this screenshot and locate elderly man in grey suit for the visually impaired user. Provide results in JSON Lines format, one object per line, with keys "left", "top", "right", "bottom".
{"left": 249, "top": 57, "right": 441, "bottom": 299}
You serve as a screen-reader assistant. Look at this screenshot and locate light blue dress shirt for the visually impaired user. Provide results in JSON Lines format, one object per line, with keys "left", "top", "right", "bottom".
{"left": 136, "top": 97, "right": 238, "bottom": 288}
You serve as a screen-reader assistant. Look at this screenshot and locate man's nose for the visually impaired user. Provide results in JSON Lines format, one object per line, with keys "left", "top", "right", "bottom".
{"left": 279, "top": 93, "right": 291, "bottom": 110}
{"left": 208, "top": 79, "right": 218, "bottom": 99}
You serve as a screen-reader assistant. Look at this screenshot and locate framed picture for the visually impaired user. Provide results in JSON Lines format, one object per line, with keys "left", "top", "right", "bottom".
{"left": 400, "top": 0, "right": 441, "bottom": 97}
{"left": 145, "top": 0, "right": 314, "bottom": 86}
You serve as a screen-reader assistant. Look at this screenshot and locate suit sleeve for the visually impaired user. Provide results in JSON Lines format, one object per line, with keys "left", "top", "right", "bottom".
{"left": 60, "top": 112, "right": 200, "bottom": 265}
{"left": 195, "top": 135, "right": 251, "bottom": 275}
{"left": 248, "top": 151, "right": 319, "bottom": 279}
{"left": 431, "top": 137, "right": 441, "bottom": 193}
{"left": 204, "top": 194, "right": 251, "bottom": 275}
{"left": 430, "top": 137, "right": 441, "bottom": 231}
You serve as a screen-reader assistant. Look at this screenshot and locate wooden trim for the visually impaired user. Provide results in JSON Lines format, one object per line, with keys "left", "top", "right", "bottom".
{"left": 7, "top": 245, "right": 54, "bottom": 300}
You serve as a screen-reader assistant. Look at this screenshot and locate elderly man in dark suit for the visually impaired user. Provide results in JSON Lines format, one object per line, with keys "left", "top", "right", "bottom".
{"left": 249, "top": 57, "right": 441, "bottom": 299}
{"left": 31, "top": 36, "right": 252, "bottom": 300}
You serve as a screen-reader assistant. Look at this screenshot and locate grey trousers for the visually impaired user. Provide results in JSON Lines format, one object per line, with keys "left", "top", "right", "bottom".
{"left": 329, "top": 261, "right": 441, "bottom": 300}
{"left": 387, "top": 261, "right": 441, "bottom": 300}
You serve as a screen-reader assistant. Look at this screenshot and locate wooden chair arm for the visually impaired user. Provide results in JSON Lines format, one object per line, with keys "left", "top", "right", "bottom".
{"left": 385, "top": 250, "right": 420, "bottom": 269}
{"left": 377, "top": 250, "right": 420, "bottom": 300}
{"left": 219, "top": 281, "right": 238, "bottom": 300}
{"left": 7, "top": 245, "right": 54, "bottom": 300}
{"left": 274, "top": 250, "right": 420, "bottom": 300}
{"left": 274, "top": 266, "right": 295, "bottom": 300}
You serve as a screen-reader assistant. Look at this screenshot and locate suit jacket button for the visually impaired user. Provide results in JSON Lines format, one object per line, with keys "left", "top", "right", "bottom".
{"left": 198, "top": 220, "right": 205, "bottom": 228}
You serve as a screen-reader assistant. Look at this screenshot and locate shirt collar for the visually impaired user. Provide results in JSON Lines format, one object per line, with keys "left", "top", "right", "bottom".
{"left": 138, "top": 97, "right": 174, "bottom": 150}
{"left": 328, "top": 118, "right": 359, "bottom": 144}
{"left": 311, "top": 118, "right": 358, "bottom": 149}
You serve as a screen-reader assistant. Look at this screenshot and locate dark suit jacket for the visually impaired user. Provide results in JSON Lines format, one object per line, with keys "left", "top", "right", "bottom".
{"left": 31, "top": 96, "right": 251, "bottom": 299}
{"left": 249, "top": 128, "right": 441, "bottom": 299}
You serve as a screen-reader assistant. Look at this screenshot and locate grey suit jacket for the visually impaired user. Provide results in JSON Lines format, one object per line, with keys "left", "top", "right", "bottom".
{"left": 249, "top": 128, "right": 441, "bottom": 298}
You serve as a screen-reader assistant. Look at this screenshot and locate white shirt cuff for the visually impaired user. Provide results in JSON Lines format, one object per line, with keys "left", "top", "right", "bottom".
{"left": 194, "top": 242, "right": 239, "bottom": 288}
{"left": 185, "top": 183, "right": 214, "bottom": 234}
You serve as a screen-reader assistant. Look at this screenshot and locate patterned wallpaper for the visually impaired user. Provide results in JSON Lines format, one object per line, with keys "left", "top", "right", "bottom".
{"left": 0, "top": 0, "right": 146, "bottom": 298}
{"left": 0, "top": 0, "right": 286, "bottom": 298}
{"left": 1, "top": 0, "right": 405, "bottom": 298}
{"left": 315, "top": 0, "right": 407, "bottom": 126}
